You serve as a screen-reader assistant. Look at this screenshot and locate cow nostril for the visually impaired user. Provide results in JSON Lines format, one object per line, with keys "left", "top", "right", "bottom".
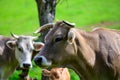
{"left": 34, "top": 56, "right": 42, "bottom": 65}
{"left": 23, "top": 63, "right": 31, "bottom": 68}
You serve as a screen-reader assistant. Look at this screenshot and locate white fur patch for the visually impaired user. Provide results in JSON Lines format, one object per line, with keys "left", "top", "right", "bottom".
{"left": 15, "top": 37, "right": 33, "bottom": 68}
{"left": 40, "top": 56, "right": 52, "bottom": 67}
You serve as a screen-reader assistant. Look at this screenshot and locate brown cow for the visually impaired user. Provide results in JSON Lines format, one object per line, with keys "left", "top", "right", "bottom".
{"left": 34, "top": 21, "right": 120, "bottom": 80}
{"left": 42, "top": 68, "right": 70, "bottom": 80}
{"left": 0, "top": 33, "right": 44, "bottom": 80}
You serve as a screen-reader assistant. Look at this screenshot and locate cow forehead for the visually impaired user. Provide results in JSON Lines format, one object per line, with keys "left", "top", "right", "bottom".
{"left": 16, "top": 36, "right": 33, "bottom": 47}
{"left": 45, "top": 23, "right": 69, "bottom": 41}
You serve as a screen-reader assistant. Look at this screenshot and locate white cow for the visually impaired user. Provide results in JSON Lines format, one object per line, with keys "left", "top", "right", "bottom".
{"left": 0, "top": 33, "right": 44, "bottom": 79}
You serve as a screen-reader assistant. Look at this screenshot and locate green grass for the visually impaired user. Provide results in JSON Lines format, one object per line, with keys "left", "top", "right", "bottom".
{"left": 9, "top": 62, "right": 42, "bottom": 80}
{"left": 0, "top": 0, "right": 120, "bottom": 80}
{"left": 56, "top": 0, "right": 120, "bottom": 27}
{"left": 0, "top": 0, "right": 39, "bottom": 36}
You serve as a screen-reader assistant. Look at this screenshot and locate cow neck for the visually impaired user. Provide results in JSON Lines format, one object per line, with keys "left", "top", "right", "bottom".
{"left": 70, "top": 29, "right": 98, "bottom": 79}
{"left": 72, "top": 29, "right": 97, "bottom": 66}
{"left": 5, "top": 45, "right": 18, "bottom": 66}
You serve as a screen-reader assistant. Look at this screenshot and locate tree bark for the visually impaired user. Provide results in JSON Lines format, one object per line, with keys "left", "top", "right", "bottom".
{"left": 35, "top": 0, "right": 57, "bottom": 42}
{"left": 35, "top": 0, "right": 57, "bottom": 80}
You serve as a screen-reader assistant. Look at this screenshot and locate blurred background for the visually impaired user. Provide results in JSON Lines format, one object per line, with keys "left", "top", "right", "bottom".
{"left": 0, "top": 0, "right": 120, "bottom": 80}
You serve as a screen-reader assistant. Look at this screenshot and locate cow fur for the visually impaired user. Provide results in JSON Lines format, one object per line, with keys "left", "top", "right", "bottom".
{"left": 42, "top": 68, "right": 70, "bottom": 80}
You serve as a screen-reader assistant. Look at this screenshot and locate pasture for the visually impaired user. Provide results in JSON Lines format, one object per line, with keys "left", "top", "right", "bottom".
{"left": 0, "top": 0, "right": 120, "bottom": 80}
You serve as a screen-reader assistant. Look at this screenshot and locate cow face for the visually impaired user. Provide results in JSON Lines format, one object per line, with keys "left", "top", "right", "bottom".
{"left": 34, "top": 21, "right": 76, "bottom": 68}
{"left": 6, "top": 34, "right": 44, "bottom": 68}
{"left": 42, "top": 68, "right": 64, "bottom": 80}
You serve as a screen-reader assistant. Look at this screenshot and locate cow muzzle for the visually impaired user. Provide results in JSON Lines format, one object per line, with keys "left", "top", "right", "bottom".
{"left": 21, "top": 62, "right": 32, "bottom": 69}
{"left": 34, "top": 56, "right": 52, "bottom": 68}
{"left": 23, "top": 63, "right": 31, "bottom": 68}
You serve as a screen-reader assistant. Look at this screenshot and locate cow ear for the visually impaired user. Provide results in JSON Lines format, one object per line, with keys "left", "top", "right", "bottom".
{"left": 54, "top": 72, "right": 60, "bottom": 79}
{"left": 6, "top": 41, "right": 16, "bottom": 49}
{"left": 33, "top": 42, "right": 44, "bottom": 51}
{"left": 67, "top": 30, "right": 75, "bottom": 44}
{"left": 42, "top": 69, "right": 51, "bottom": 76}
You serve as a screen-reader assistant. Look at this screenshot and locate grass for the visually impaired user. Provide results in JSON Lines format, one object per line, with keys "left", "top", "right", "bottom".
{"left": 56, "top": 0, "right": 120, "bottom": 27}
{"left": 0, "top": 0, "right": 39, "bottom": 36}
{"left": 0, "top": 0, "right": 120, "bottom": 80}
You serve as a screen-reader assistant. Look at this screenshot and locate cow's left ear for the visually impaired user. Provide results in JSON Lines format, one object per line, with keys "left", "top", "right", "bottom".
{"left": 42, "top": 69, "right": 51, "bottom": 77}
{"left": 6, "top": 40, "right": 16, "bottom": 49}
{"left": 33, "top": 42, "right": 44, "bottom": 51}
{"left": 67, "top": 30, "right": 75, "bottom": 44}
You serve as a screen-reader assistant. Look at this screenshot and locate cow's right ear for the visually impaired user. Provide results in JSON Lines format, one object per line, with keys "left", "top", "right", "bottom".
{"left": 6, "top": 41, "right": 16, "bottom": 49}
{"left": 67, "top": 30, "right": 75, "bottom": 44}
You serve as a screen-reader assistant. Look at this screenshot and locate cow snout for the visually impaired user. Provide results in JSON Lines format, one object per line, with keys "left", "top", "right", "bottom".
{"left": 34, "top": 57, "right": 42, "bottom": 65}
{"left": 34, "top": 56, "right": 52, "bottom": 67}
{"left": 34, "top": 56, "right": 42, "bottom": 66}
{"left": 23, "top": 63, "right": 31, "bottom": 68}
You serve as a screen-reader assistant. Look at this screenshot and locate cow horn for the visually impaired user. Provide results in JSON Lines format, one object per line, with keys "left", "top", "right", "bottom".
{"left": 34, "top": 23, "right": 54, "bottom": 34}
{"left": 63, "top": 21, "right": 75, "bottom": 28}
{"left": 32, "top": 36, "right": 38, "bottom": 40}
{"left": 10, "top": 32, "right": 19, "bottom": 39}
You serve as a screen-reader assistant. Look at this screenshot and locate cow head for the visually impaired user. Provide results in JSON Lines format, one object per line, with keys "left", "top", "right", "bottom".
{"left": 6, "top": 33, "right": 44, "bottom": 68}
{"left": 42, "top": 68, "right": 64, "bottom": 80}
{"left": 34, "top": 21, "right": 76, "bottom": 68}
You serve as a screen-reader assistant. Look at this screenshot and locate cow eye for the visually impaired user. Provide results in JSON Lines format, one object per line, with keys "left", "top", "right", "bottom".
{"left": 55, "top": 37, "right": 63, "bottom": 42}
{"left": 18, "top": 47, "right": 23, "bottom": 52}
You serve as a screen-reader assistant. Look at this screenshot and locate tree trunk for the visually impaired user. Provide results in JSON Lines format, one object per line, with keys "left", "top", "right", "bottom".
{"left": 35, "top": 0, "right": 57, "bottom": 80}
{"left": 35, "top": 0, "right": 57, "bottom": 42}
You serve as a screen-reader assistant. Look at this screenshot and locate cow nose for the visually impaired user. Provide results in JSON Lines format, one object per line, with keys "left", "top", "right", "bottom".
{"left": 23, "top": 63, "right": 31, "bottom": 68}
{"left": 34, "top": 56, "right": 52, "bottom": 67}
{"left": 34, "top": 56, "right": 42, "bottom": 66}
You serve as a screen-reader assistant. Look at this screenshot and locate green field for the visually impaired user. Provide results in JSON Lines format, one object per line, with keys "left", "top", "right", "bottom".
{"left": 0, "top": 0, "right": 120, "bottom": 80}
